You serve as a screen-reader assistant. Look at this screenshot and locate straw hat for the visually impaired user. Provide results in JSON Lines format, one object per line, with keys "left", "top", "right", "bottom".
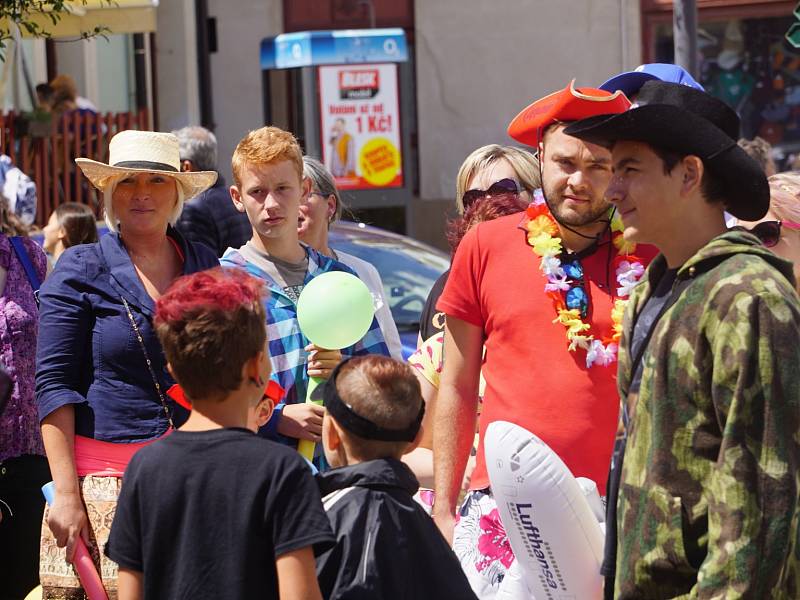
{"left": 75, "top": 130, "right": 217, "bottom": 199}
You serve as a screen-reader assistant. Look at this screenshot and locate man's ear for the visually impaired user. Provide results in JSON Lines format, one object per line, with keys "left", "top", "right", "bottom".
{"left": 301, "top": 176, "right": 312, "bottom": 198}
{"left": 680, "top": 155, "right": 704, "bottom": 197}
{"left": 180, "top": 159, "right": 195, "bottom": 173}
{"left": 229, "top": 185, "right": 245, "bottom": 213}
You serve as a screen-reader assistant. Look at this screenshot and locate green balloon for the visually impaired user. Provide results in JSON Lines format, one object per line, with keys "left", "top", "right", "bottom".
{"left": 297, "top": 271, "right": 376, "bottom": 349}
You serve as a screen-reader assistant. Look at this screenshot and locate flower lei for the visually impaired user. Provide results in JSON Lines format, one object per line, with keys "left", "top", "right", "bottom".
{"left": 525, "top": 191, "right": 646, "bottom": 368}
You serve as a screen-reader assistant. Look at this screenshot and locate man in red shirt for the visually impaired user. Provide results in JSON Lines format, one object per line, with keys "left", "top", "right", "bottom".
{"left": 432, "top": 81, "right": 655, "bottom": 597}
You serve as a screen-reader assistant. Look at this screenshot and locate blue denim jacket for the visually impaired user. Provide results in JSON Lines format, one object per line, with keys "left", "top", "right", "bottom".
{"left": 35, "top": 227, "right": 218, "bottom": 442}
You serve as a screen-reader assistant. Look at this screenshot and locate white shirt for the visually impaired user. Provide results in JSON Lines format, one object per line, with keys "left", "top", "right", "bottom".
{"left": 335, "top": 250, "right": 403, "bottom": 359}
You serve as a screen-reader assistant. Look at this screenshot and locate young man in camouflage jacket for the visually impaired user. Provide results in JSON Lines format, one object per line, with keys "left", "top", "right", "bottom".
{"left": 566, "top": 81, "right": 800, "bottom": 598}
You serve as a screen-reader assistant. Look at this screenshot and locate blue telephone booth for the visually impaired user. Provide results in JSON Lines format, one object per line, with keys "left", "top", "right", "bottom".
{"left": 261, "top": 28, "right": 414, "bottom": 231}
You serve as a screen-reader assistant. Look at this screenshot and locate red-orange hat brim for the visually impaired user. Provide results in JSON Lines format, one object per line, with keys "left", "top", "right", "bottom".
{"left": 507, "top": 79, "right": 631, "bottom": 147}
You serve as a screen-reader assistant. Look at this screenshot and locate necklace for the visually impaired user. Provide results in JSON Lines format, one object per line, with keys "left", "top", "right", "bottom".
{"left": 525, "top": 194, "right": 645, "bottom": 368}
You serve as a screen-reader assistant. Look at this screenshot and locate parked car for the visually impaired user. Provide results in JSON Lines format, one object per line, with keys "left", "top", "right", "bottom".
{"left": 330, "top": 221, "right": 449, "bottom": 358}
{"left": 32, "top": 220, "right": 449, "bottom": 359}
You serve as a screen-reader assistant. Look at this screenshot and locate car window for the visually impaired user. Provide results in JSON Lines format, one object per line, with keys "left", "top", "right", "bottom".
{"left": 330, "top": 231, "right": 449, "bottom": 330}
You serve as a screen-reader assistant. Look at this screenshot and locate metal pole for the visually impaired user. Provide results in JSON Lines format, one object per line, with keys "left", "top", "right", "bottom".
{"left": 195, "top": 0, "right": 215, "bottom": 130}
{"left": 133, "top": 34, "right": 148, "bottom": 112}
{"left": 358, "top": 0, "right": 376, "bottom": 29}
{"left": 673, "top": 0, "right": 698, "bottom": 78}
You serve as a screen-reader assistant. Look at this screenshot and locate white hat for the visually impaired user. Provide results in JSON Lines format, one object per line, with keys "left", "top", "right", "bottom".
{"left": 75, "top": 130, "right": 217, "bottom": 199}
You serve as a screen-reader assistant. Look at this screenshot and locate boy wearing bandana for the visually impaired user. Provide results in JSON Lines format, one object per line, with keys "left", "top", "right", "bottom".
{"left": 316, "top": 355, "right": 476, "bottom": 600}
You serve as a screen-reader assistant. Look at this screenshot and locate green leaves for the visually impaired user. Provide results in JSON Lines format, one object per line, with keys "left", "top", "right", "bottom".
{"left": 0, "top": 1, "right": 113, "bottom": 60}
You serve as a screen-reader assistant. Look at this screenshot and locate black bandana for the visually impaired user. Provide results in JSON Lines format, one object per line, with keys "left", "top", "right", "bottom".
{"left": 323, "top": 359, "right": 425, "bottom": 442}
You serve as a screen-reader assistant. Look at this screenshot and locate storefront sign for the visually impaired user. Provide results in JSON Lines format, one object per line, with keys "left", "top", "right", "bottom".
{"left": 649, "top": 14, "right": 800, "bottom": 154}
{"left": 789, "top": 22, "right": 800, "bottom": 48}
{"left": 261, "top": 29, "right": 408, "bottom": 70}
{"left": 788, "top": 2, "right": 800, "bottom": 48}
{"left": 318, "top": 63, "right": 403, "bottom": 190}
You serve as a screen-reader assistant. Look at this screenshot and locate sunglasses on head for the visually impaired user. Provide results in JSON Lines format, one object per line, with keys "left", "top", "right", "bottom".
{"left": 462, "top": 178, "right": 524, "bottom": 210}
{"left": 735, "top": 220, "right": 800, "bottom": 248}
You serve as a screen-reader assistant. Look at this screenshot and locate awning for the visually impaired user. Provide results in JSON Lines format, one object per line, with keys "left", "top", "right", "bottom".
{"left": 12, "top": 0, "right": 158, "bottom": 38}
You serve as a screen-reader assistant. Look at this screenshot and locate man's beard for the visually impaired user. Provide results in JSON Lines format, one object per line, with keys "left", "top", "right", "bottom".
{"left": 543, "top": 184, "right": 611, "bottom": 227}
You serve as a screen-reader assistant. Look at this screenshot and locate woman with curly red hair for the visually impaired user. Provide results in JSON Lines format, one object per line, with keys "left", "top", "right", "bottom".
{"left": 405, "top": 145, "right": 540, "bottom": 493}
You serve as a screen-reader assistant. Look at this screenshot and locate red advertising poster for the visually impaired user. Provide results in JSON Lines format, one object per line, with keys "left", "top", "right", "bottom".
{"left": 318, "top": 63, "right": 403, "bottom": 190}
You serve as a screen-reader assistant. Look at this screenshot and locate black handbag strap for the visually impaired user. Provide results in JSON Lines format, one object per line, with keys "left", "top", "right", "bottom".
{"left": 121, "top": 297, "right": 174, "bottom": 429}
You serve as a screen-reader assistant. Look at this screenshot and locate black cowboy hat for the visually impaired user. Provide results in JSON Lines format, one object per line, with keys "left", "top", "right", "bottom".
{"left": 563, "top": 80, "right": 769, "bottom": 221}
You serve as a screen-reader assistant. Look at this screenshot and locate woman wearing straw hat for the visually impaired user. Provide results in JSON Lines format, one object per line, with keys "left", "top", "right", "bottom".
{"left": 34, "top": 130, "right": 219, "bottom": 598}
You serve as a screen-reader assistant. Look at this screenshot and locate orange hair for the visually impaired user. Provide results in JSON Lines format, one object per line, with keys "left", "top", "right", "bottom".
{"left": 231, "top": 126, "right": 303, "bottom": 187}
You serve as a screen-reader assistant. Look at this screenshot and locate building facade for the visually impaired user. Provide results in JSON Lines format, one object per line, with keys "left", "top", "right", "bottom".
{"left": 5, "top": 0, "right": 798, "bottom": 246}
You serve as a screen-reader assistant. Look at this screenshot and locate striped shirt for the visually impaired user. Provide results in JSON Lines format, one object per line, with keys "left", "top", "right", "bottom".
{"left": 220, "top": 244, "right": 389, "bottom": 443}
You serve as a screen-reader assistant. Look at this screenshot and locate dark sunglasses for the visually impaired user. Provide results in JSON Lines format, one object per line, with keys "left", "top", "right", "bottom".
{"left": 733, "top": 220, "right": 794, "bottom": 248}
{"left": 462, "top": 178, "right": 524, "bottom": 209}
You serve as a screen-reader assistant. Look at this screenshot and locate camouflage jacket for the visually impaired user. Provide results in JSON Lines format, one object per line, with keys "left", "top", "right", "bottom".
{"left": 615, "top": 230, "right": 800, "bottom": 599}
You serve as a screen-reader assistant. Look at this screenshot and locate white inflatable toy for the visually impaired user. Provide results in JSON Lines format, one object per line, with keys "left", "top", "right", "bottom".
{"left": 486, "top": 421, "right": 605, "bottom": 600}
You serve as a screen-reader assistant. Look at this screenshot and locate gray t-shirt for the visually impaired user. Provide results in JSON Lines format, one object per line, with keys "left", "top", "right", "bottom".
{"left": 238, "top": 242, "right": 309, "bottom": 302}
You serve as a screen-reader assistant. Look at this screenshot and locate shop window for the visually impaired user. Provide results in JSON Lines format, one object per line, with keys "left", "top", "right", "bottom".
{"left": 652, "top": 15, "right": 800, "bottom": 162}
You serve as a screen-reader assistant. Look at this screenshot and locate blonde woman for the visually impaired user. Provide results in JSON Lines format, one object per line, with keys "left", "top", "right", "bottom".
{"left": 418, "top": 145, "right": 541, "bottom": 344}
{"left": 35, "top": 130, "right": 218, "bottom": 598}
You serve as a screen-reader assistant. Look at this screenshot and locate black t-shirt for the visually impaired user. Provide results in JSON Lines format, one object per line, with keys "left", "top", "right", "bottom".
{"left": 419, "top": 270, "right": 449, "bottom": 342}
{"left": 629, "top": 268, "right": 679, "bottom": 393}
{"left": 106, "top": 428, "right": 334, "bottom": 599}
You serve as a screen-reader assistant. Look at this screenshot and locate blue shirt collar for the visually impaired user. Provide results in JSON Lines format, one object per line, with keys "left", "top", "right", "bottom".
{"left": 100, "top": 225, "right": 197, "bottom": 317}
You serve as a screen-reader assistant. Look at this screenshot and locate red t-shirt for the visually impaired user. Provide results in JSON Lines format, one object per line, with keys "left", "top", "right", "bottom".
{"left": 437, "top": 213, "right": 657, "bottom": 494}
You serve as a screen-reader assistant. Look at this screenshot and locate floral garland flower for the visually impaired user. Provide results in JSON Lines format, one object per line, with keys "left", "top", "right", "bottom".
{"left": 525, "top": 192, "right": 646, "bottom": 368}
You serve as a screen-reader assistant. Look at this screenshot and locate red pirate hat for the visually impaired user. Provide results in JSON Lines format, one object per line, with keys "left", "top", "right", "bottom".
{"left": 167, "top": 379, "right": 285, "bottom": 411}
{"left": 507, "top": 80, "right": 631, "bottom": 147}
